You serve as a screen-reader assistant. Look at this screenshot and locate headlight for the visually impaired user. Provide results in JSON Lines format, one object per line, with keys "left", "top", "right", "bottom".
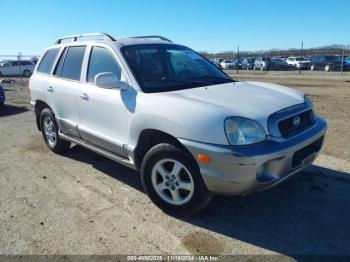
{"left": 304, "top": 95, "right": 313, "bottom": 108}
{"left": 225, "top": 117, "right": 266, "bottom": 145}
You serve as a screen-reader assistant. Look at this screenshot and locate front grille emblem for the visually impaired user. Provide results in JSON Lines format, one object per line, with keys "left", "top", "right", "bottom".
{"left": 293, "top": 116, "right": 301, "bottom": 126}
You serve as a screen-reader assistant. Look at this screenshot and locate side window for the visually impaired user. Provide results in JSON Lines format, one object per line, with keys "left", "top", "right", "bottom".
{"left": 11, "top": 61, "right": 19, "bottom": 66}
{"left": 37, "top": 48, "right": 59, "bottom": 74}
{"left": 20, "top": 61, "right": 32, "bottom": 66}
{"left": 61, "top": 46, "right": 86, "bottom": 81}
{"left": 124, "top": 48, "right": 166, "bottom": 82}
{"left": 87, "top": 47, "right": 121, "bottom": 83}
{"left": 53, "top": 48, "right": 67, "bottom": 76}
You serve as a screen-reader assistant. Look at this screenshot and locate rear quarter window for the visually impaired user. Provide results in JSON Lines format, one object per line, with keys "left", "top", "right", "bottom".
{"left": 37, "top": 48, "right": 60, "bottom": 74}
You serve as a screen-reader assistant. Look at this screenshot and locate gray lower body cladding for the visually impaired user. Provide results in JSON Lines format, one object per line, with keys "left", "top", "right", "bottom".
{"left": 179, "top": 116, "right": 327, "bottom": 195}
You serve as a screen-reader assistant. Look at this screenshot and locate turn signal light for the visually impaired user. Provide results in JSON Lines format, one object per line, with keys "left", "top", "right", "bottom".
{"left": 197, "top": 154, "right": 210, "bottom": 163}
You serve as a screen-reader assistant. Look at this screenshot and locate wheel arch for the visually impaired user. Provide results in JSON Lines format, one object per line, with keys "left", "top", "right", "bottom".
{"left": 133, "top": 129, "right": 197, "bottom": 170}
{"left": 34, "top": 100, "right": 51, "bottom": 131}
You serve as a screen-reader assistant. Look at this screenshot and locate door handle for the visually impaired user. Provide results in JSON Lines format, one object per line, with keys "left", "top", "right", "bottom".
{"left": 47, "top": 86, "right": 54, "bottom": 93}
{"left": 80, "top": 93, "right": 89, "bottom": 101}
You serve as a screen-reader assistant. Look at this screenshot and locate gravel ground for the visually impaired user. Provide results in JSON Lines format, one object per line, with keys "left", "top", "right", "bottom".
{"left": 0, "top": 72, "right": 349, "bottom": 257}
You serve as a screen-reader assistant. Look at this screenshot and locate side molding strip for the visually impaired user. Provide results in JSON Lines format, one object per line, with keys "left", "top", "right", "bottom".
{"left": 59, "top": 132, "right": 137, "bottom": 170}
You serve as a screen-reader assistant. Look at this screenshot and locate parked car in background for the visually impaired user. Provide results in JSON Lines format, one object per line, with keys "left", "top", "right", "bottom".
{"left": 254, "top": 57, "right": 293, "bottom": 71}
{"left": 345, "top": 57, "right": 350, "bottom": 69}
{"left": 31, "top": 57, "right": 39, "bottom": 65}
{"left": 211, "top": 58, "right": 224, "bottom": 69}
{"left": 236, "top": 58, "right": 244, "bottom": 69}
{"left": 30, "top": 33, "right": 326, "bottom": 216}
{"left": 0, "top": 60, "right": 35, "bottom": 77}
{"left": 286, "top": 57, "right": 311, "bottom": 69}
{"left": 310, "top": 55, "right": 349, "bottom": 71}
{"left": 0, "top": 85, "right": 5, "bottom": 107}
{"left": 254, "top": 57, "right": 271, "bottom": 71}
{"left": 220, "top": 59, "right": 236, "bottom": 69}
{"left": 241, "top": 57, "right": 256, "bottom": 70}
{"left": 271, "top": 57, "right": 294, "bottom": 70}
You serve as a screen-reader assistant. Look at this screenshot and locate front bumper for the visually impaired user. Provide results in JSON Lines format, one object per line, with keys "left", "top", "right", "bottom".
{"left": 179, "top": 116, "right": 327, "bottom": 195}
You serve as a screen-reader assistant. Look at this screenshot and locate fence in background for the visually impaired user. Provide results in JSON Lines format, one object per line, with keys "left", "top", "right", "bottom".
{"left": 1, "top": 49, "right": 350, "bottom": 79}
{"left": 202, "top": 45, "right": 350, "bottom": 76}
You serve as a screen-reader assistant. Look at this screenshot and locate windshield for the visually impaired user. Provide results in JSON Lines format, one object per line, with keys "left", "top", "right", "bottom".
{"left": 122, "top": 44, "right": 234, "bottom": 93}
{"left": 295, "top": 57, "right": 308, "bottom": 61}
{"left": 325, "top": 56, "right": 341, "bottom": 62}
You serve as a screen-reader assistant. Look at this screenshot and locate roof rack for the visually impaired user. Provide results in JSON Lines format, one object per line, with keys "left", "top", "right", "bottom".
{"left": 130, "top": 35, "right": 172, "bottom": 42}
{"left": 55, "top": 33, "right": 116, "bottom": 44}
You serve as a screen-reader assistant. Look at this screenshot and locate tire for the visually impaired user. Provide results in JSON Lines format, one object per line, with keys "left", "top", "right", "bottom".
{"left": 23, "top": 70, "right": 32, "bottom": 77}
{"left": 40, "top": 108, "right": 71, "bottom": 153}
{"left": 141, "top": 143, "right": 212, "bottom": 216}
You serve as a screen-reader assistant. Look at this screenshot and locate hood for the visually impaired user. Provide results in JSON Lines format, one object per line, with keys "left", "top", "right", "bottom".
{"left": 164, "top": 81, "right": 305, "bottom": 132}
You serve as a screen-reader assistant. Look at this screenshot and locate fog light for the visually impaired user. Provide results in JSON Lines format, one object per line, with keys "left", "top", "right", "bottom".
{"left": 256, "top": 165, "right": 264, "bottom": 178}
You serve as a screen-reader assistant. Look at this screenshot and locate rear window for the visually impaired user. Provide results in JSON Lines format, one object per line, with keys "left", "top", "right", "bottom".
{"left": 61, "top": 46, "right": 86, "bottom": 81}
{"left": 37, "top": 48, "right": 59, "bottom": 74}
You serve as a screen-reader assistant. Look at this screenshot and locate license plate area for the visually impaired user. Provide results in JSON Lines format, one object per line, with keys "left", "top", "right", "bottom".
{"left": 292, "top": 136, "right": 324, "bottom": 168}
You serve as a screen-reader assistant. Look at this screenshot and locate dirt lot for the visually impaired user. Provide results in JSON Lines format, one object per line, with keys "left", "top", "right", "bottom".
{"left": 0, "top": 72, "right": 349, "bottom": 258}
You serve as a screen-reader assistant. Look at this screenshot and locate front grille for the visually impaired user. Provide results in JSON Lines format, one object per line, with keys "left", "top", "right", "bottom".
{"left": 292, "top": 136, "right": 324, "bottom": 168}
{"left": 278, "top": 110, "right": 314, "bottom": 138}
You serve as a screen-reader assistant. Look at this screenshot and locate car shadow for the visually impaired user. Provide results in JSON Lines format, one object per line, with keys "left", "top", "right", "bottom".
{"left": 62, "top": 145, "right": 350, "bottom": 255}
{"left": 63, "top": 145, "right": 143, "bottom": 191}
{"left": 0, "top": 104, "right": 29, "bottom": 117}
{"left": 182, "top": 165, "right": 350, "bottom": 256}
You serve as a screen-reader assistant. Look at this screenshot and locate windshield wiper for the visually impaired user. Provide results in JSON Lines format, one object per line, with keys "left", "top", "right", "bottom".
{"left": 190, "top": 75, "right": 234, "bottom": 83}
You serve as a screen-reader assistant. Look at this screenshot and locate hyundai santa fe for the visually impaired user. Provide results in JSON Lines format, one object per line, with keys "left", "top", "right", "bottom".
{"left": 29, "top": 33, "right": 327, "bottom": 216}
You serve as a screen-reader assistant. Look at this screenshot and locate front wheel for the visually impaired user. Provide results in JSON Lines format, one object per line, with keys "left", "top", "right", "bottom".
{"left": 40, "top": 108, "right": 71, "bottom": 153}
{"left": 141, "top": 143, "right": 212, "bottom": 216}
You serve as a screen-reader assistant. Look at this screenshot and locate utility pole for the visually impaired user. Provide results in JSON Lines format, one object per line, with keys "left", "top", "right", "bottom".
{"left": 299, "top": 41, "right": 303, "bottom": 75}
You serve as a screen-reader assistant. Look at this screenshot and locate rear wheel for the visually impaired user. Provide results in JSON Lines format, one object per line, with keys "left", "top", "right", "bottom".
{"left": 40, "top": 108, "right": 71, "bottom": 153}
{"left": 141, "top": 143, "right": 212, "bottom": 216}
{"left": 23, "top": 70, "right": 32, "bottom": 77}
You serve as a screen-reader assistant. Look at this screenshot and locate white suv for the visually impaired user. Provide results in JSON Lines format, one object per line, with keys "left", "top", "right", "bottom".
{"left": 286, "top": 56, "right": 311, "bottom": 69}
{"left": 30, "top": 33, "right": 326, "bottom": 216}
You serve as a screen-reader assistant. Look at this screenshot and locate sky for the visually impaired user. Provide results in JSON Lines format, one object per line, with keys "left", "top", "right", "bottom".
{"left": 0, "top": 0, "right": 349, "bottom": 56}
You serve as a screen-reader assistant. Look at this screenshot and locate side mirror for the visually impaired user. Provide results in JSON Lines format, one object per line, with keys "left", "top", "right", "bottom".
{"left": 94, "top": 72, "right": 127, "bottom": 90}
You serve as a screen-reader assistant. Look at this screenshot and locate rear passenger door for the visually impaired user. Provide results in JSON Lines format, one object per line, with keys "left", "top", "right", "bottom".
{"left": 76, "top": 45, "right": 129, "bottom": 157}
{"left": 45, "top": 46, "right": 87, "bottom": 138}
